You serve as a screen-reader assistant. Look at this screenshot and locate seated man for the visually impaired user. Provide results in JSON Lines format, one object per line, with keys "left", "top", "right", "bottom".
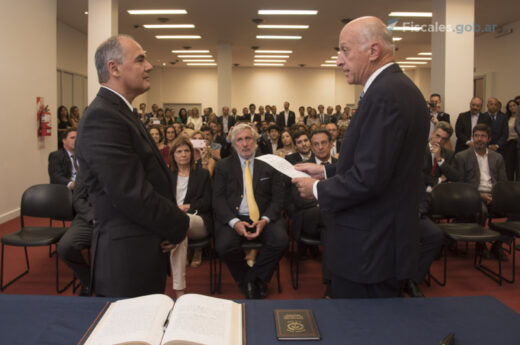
{"left": 455, "top": 123, "right": 509, "bottom": 259}
{"left": 286, "top": 130, "right": 314, "bottom": 165}
{"left": 48, "top": 128, "right": 78, "bottom": 190}
{"left": 57, "top": 171, "right": 93, "bottom": 296}
{"left": 213, "top": 123, "right": 288, "bottom": 299}
{"left": 258, "top": 125, "right": 282, "bottom": 155}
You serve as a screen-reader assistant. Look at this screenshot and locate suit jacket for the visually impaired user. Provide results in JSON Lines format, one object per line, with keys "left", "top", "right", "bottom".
{"left": 72, "top": 170, "right": 94, "bottom": 224}
{"left": 48, "top": 148, "right": 73, "bottom": 185}
{"left": 286, "top": 152, "right": 315, "bottom": 165}
{"left": 455, "top": 111, "right": 492, "bottom": 153}
{"left": 486, "top": 111, "right": 509, "bottom": 154}
{"left": 423, "top": 146, "right": 459, "bottom": 187}
{"left": 317, "top": 63, "right": 429, "bottom": 283}
{"left": 218, "top": 115, "right": 236, "bottom": 133}
{"left": 213, "top": 152, "right": 284, "bottom": 226}
{"left": 258, "top": 137, "right": 283, "bottom": 155}
{"left": 454, "top": 148, "right": 507, "bottom": 189}
{"left": 237, "top": 114, "right": 251, "bottom": 123}
{"left": 76, "top": 87, "right": 189, "bottom": 297}
{"left": 171, "top": 167, "right": 213, "bottom": 234}
{"left": 253, "top": 113, "right": 275, "bottom": 123}
{"left": 276, "top": 111, "right": 295, "bottom": 128}
{"left": 434, "top": 112, "right": 450, "bottom": 123}
{"left": 516, "top": 108, "right": 520, "bottom": 148}
{"left": 318, "top": 113, "right": 331, "bottom": 124}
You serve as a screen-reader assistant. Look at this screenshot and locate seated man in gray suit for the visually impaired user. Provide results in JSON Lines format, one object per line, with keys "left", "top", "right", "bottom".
{"left": 213, "top": 123, "right": 288, "bottom": 299}
{"left": 48, "top": 128, "right": 78, "bottom": 190}
{"left": 455, "top": 123, "right": 508, "bottom": 259}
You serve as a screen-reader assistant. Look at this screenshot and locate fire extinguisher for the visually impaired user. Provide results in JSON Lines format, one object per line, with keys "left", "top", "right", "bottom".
{"left": 37, "top": 97, "right": 52, "bottom": 137}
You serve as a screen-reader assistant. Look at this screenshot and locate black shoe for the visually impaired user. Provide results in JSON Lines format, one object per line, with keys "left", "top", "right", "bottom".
{"left": 491, "top": 243, "right": 508, "bottom": 262}
{"left": 403, "top": 280, "right": 424, "bottom": 297}
{"left": 254, "top": 278, "right": 268, "bottom": 299}
{"left": 240, "top": 281, "right": 257, "bottom": 299}
{"left": 78, "top": 285, "right": 90, "bottom": 297}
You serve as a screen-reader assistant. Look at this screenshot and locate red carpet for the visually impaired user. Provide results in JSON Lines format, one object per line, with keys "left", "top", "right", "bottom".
{"left": 1, "top": 216, "right": 519, "bottom": 313}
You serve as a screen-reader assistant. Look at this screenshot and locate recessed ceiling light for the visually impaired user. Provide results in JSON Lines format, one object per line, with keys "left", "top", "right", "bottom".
{"left": 186, "top": 63, "right": 217, "bottom": 66}
{"left": 128, "top": 9, "right": 187, "bottom": 15}
{"left": 389, "top": 12, "right": 432, "bottom": 17}
{"left": 418, "top": 52, "right": 432, "bottom": 56}
{"left": 399, "top": 65, "right": 417, "bottom": 68}
{"left": 406, "top": 57, "right": 432, "bottom": 61}
{"left": 254, "top": 59, "right": 287, "bottom": 63}
{"left": 256, "top": 35, "right": 302, "bottom": 40}
{"left": 172, "top": 50, "right": 209, "bottom": 53}
{"left": 254, "top": 63, "right": 285, "bottom": 66}
{"left": 257, "top": 25, "right": 309, "bottom": 29}
{"left": 156, "top": 35, "right": 201, "bottom": 39}
{"left": 396, "top": 61, "right": 427, "bottom": 65}
{"left": 162, "top": 62, "right": 166, "bottom": 66}
{"left": 182, "top": 59, "right": 215, "bottom": 62}
{"left": 254, "top": 55, "right": 290, "bottom": 59}
{"left": 258, "top": 10, "right": 318, "bottom": 15}
{"left": 255, "top": 50, "right": 293, "bottom": 54}
{"left": 144, "top": 24, "right": 195, "bottom": 29}
{"left": 84, "top": 11, "right": 88, "bottom": 15}
{"left": 178, "top": 55, "right": 213, "bottom": 58}
{"left": 321, "top": 64, "right": 337, "bottom": 67}
{"left": 329, "top": 56, "right": 338, "bottom": 59}
{"left": 325, "top": 60, "right": 337, "bottom": 64}
{"left": 392, "top": 37, "right": 403, "bottom": 41}
{"left": 390, "top": 27, "right": 422, "bottom": 32}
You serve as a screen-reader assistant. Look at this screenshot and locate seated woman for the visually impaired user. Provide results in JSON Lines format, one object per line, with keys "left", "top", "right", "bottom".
{"left": 275, "top": 129, "right": 296, "bottom": 158}
{"left": 161, "top": 137, "right": 213, "bottom": 298}
{"left": 164, "top": 125, "right": 177, "bottom": 150}
{"left": 149, "top": 126, "right": 170, "bottom": 167}
{"left": 191, "top": 131, "right": 216, "bottom": 177}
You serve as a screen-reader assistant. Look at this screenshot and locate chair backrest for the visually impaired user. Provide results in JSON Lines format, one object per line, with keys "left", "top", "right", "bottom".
{"left": 430, "top": 182, "right": 482, "bottom": 219}
{"left": 492, "top": 181, "right": 520, "bottom": 216}
{"left": 21, "top": 184, "right": 74, "bottom": 221}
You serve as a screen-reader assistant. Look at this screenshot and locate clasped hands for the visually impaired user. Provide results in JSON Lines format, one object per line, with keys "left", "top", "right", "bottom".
{"left": 292, "top": 163, "right": 325, "bottom": 199}
{"left": 234, "top": 219, "right": 268, "bottom": 240}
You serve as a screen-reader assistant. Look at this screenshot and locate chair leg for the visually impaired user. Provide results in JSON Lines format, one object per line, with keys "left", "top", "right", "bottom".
{"left": 1, "top": 244, "right": 30, "bottom": 291}
{"left": 55, "top": 251, "right": 75, "bottom": 293}
{"left": 289, "top": 239, "right": 298, "bottom": 289}
{"left": 474, "top": 241, "right": 503, "bottom": 286}
{"left": 209, "top": 246, "right": 215, "bottom": 294}
{"left": 276, "top": 262, "right": 282, "bottom": 293}
{"left": 430, "top": 244, "right": 447, "bottom": 286}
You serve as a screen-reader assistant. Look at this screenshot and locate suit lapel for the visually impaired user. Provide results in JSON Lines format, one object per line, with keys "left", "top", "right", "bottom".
{"left": 252, "top": 158, "right": 261, "bottom": 192}
{"left": 231, "top": 153, "right": 244, "bottom": 193}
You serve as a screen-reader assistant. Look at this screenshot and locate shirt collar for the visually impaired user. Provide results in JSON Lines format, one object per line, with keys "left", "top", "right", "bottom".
{"left": 474, "top": 148, "right": 489, "bottom": 158}
{"left": 315, "top": 156, "right": 331, "bottom": 165}
{"left": 101, "top": 86, "right": 134, "bottom": 112}
{"left": 363, "top": 62, "right": 395, "bottom": 95}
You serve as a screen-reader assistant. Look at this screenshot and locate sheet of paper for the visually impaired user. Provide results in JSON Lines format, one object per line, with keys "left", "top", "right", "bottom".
{"left": 255, "top": 154, "right": 310, "bottom": 178}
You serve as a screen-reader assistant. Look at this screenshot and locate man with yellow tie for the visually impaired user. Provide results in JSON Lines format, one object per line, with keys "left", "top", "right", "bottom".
{"left": 213, "top": 123, "right": 288, "bottom": 299}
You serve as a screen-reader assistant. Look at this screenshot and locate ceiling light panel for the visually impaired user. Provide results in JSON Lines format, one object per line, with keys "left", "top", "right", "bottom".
{"left": 321, "top": 64, "right": 336, "bottom": 67}
{"left": 406, "top": 57, "right": 432, "bottom": 60}
{"left": 254, "top": 63, "right": 284, "bottom": 66}
{"left": 254, "top": 59, "right": 287, "bottom": 63}
{"left": 177, "top": 55, "right": 212, "bottom": 58}
{"left": 144, "top": 24, "right": 195, "bottom": 29}
{"left": 389, "top": 12, "right": 432, "bottom": 17}
{"left": 254, "top": 55, "right": 290, "bottom": 59}
{"left": 257, "top": 35, "right": 302, "bottom": 39}
{"left": 186, "top": 63, "right": 217, "bottom": 66}
{"left": 156, "top": 35, "right": 201, "bottom": 39}
{"left": 128, "top": 9, "right": 187, "bottom": 15}
{"left": 418, "top": 52, "right": 432, "bottom": 56}
{"left": 182, "top": 59, "right": 215, "bottom": 62}
{"left": 392, "top": 37, "right": 403, "bottom": 41}
{"left": 172, "top": 50, "right": 209, "bottom": 53}
{"left": 257, "top": 25, "right": 309, "bottom": 29}
{"left": 255, "top": 50, "right": 292, "bottom": 54}
{"left": 258, "top": 10, "right": 318, "bottom": 15}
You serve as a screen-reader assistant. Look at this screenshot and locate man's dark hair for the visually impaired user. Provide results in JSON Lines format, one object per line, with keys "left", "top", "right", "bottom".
{"left": 268, "top": 125, "right": 280, "bottom": 132}
{"left": 61, "top": 128, "right": 77, "bottom": 142}
{"left": 310, "top": 129, "right": 331, "bottom": 142}
{"left": 326, "top": 122, "right": 338, "bottom": 129}
{"left": 293, "top": 130, "right": 309, "bottom": 141}
{"left": 434, "top": 121, "right": 453, "bottom": 137}
{"left": 430, "top": 93, "right": 441, "bottom": 101}
{"left": 200, "top": 125, "right": 211, "bottom": 132}
{"left": 472, "top": 123, "right": 491, "bottom": 137}
{"left": 249, "top": 103, "right": 256, "bottom": 108}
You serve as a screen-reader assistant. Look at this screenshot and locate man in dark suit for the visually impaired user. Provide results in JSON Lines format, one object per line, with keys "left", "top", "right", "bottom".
{"left": 455, "top": 97, "right": 492, "bottom": 153}
{"left": 213, "top": 123, "right": 288, "bottom": 299}
{"left": 75, "top": 35, "right": 189, "bottom": 297}
{"left": 237, "top": 107, "right": 252, "bottom": 123}
{"left": 485, "top": 97, "right": 508, "bottom": 156}
{"left": 57, "top": 171, "right": 93, "bottom": 296}
{"left": 428, "top": 93, "right": 450, "bottom": 138}
{"left": 253, "top": 105, "right": 275, "bottom": 124}
{"left": 293, "top": 17, "right": 429, "bottom": 298}
{"left": 258, "top": 125, "right": 282, "bottom": 155}
{"left": 48, "top": 128, "right": 78, "bottom": 190}
{"left": 276, "top": 101, "right": 295, "bottom": 129}
{"left": 286, "top": 131, "right": 314, "bottom": 165}
{"left": 218, "top": 106, "right": 235, "bottom": 134}
{"left": 325, "top": 122, "right": 341, "bottom": 158}
{"left": 317, "top": 104, "right": 331, "bottom": 124}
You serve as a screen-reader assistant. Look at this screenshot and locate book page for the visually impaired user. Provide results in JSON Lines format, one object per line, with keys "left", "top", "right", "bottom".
{"left": 255, "top": 154, "right": 310, "bottom": 178}
{"left": 162, "top": 294, "right": 242, "bottom": 345}
{"left": 84, "top": 294, "right": 174, "bottom": 345}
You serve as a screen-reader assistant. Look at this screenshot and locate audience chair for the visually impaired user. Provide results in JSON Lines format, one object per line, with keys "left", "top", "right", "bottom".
{"left": 216, "top": 239, "right": 282, "bottom": 294}
{"left": 188, "top": 235, "right": 217, "bottom": 294}
{"left": 429, "top": 182, "right": 503, "bottom": 286}
{"left": 488, "top": 181, "right": 520, "bottom": 283}
{"left": 1, "top": 184, "right": 75, "bottom": 293}
{"left": 289, "top": 229, "right": 322, "bottom": 290}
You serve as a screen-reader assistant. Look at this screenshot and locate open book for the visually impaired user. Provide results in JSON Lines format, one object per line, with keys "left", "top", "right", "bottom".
{"left": 80, "top": 294, "right": 245, "bottom": 345}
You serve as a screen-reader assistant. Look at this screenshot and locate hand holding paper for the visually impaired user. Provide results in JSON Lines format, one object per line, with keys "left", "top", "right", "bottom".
{"left": 254, "top": 154, "right": 310, "bottom": 178}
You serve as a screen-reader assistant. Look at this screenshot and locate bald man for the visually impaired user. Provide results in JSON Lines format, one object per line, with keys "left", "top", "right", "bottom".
{"left": 455, "top": 97, "right": 492, "bottom": 153}
{"left": 293, "top": 17, "right": 429, "bottom": 298}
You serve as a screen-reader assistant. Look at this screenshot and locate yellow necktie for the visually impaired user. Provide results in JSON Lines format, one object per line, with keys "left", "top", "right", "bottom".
{"left": 244, "top": 159, "right": 259, "bottom": 221}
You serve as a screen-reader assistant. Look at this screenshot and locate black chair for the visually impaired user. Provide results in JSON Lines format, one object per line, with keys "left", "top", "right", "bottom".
{"left": 488, "top": 181, "right": 520, "bottom": 283}
{"left": 215, "top": 240, "right": 282, "bottom": 294}
{"left": 429, "top": 182, "right": 503, "bottom": 286}
{"left": 1, "top": 184, "right": 75, "bottom": 293}
{"left": 289, "top": 231, "right": 322, "bottom": 290}
{"left": 188, "top": 235, "right": 217, "bottom": 294}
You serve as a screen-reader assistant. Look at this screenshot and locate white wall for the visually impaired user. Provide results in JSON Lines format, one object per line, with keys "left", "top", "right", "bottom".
{"left": 0, "top": 0, "right": 57, "bottom": 222}
{"left": 144, "top": 66, "right": 357, "bottom": 112}
{"left": 475, "top": 19, "right": 520, "bottom": 104}
{"left": 57, "top": 20, "right": 87, "bottom": 76}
